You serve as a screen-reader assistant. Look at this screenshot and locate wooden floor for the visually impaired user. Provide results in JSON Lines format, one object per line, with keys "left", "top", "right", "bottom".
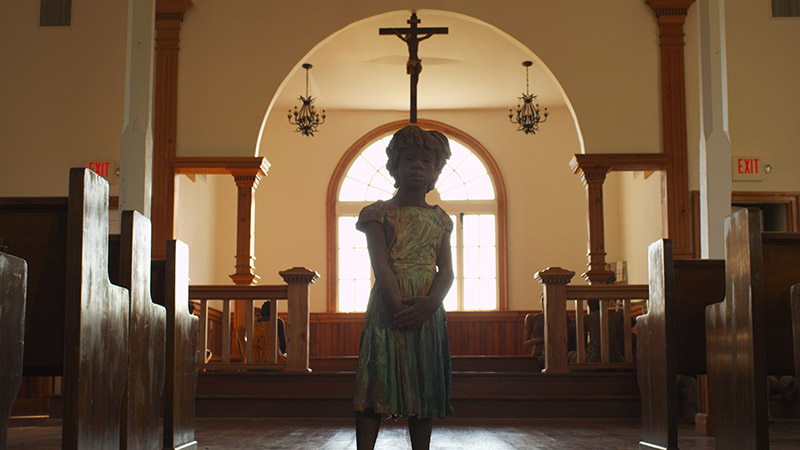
{"left": 7, "top": 417, "right": 800, "bottom": 449}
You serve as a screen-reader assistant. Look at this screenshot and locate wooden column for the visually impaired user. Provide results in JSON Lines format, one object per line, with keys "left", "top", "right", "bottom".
{"left": 230, "top": 168, "right": 263, "bottom": 286}
{"left": 579, "top": 166, "right": 613, "bottom": 285}
{"left": 280, "top": 267, "right": 320, "bottom": 373}
{"left": 571, "top": 154, "right": 670, "bottom": 285}
{"left": 534, "top": 267, "right": 575, "bottom": 374}
{"left": 152, "top": 0, "right": 193, "bottom": 259}
{"left": 646, "top": 0, "right": 696, "bottom": 259}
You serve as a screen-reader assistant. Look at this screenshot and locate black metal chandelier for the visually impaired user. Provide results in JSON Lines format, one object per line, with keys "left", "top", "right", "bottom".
{"left": 508, "top": 61, "right": 548, "bottom": 135}
{"left": 288, "top": 63, "right": 326, "bottom": 137}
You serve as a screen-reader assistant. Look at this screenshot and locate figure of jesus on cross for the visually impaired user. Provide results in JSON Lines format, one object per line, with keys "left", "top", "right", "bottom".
{"left": 380, "top": 12, "right": 448, "bottom": 123}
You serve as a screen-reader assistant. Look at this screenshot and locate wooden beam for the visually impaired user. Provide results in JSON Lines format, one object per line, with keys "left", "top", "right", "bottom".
{"left": 571, "top": 153, "right": 670, "bottom": 284}
{"left": 645, "top": 0, "right": 696, "bottom": 259}
{"left": 152, "top": 0, "right": 193, "bottom": 259}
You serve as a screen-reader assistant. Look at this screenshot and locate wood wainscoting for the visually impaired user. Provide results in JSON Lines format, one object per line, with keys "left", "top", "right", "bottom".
{"left": 196, "top": 306, "right": 537, "bottom": 359}
{"left": 310, "top": 310, "right": 535, "bottom": 357}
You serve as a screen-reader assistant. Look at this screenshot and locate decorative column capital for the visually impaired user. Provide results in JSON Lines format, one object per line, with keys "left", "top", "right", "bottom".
{"left": 645, "top": 0, "right": 695, "bottom": 18}
{"left": 534, "top": 267, "right": 576, "bottom": 286}
{"left": 279, "top": 267, "right": 320, "bottom": 285}
{"left": 156, "top": 0, "right": 193, "bottom": 21}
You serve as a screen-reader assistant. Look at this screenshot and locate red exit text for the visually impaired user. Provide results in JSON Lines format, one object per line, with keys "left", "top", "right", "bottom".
{"left": 89, "top": 161, "right": 111, "bottom": 178}
{"left": 737, "top": 158, "right": 759, "bottom": 174}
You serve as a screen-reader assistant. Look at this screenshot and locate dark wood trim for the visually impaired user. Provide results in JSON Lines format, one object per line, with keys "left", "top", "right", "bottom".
{"left": 174, "top": 157, "right": 270, "bottom": 175}
{"left": 325, "top": 119, "right": 509, "bottom": 312}
{"left": 570, "top": 153, "right": 670, "bottom": 174}
{"left": 731, "top": 191, "right": 800, "bottom": 232}
{"left": 691, "top": 190, "right": 799, "bottom": 256}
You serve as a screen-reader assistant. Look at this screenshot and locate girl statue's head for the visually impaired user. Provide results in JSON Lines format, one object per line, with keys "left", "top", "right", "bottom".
{"left": 385, "top": 125, "right": 452, "bottom": 192}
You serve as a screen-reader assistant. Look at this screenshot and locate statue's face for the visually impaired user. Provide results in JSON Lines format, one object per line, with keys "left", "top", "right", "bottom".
{"left": 395, "top": 145, "right": 436, "bottom": 191}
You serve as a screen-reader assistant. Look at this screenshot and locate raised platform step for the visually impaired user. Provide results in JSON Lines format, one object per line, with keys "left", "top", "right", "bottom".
{"left": 196, "top": 357, "right": 640, "bottom": 419}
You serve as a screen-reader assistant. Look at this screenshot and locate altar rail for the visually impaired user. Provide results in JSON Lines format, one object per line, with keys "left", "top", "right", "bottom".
{"left": 190, "top": 268, "right": 318, "bottom": 373}
{"left": 535, "top": 267, "right": 648, "bottom": 373}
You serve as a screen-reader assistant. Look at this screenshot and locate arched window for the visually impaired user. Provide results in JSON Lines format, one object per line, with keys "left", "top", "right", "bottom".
{"left": 326, "top": 120, "right": 508, "bottom": 312}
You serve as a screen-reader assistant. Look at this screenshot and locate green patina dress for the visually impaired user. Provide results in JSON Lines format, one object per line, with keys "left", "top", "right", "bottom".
{"left": 353, "top": 200, "right": 454, "bottom": 419}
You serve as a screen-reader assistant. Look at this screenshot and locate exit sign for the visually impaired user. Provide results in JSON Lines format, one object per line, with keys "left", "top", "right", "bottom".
{"left": 89, "top": 161, "right": 111, "bottom": 177}
{"left": 85, "top": 160, "right": 119, "bottom": 185}
{"left": 732, "top": 156, "right": 765, "bottom": 181}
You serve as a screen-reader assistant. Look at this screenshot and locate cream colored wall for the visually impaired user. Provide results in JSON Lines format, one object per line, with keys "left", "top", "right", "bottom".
{"left": 605, "top": 172, "right": 664, "bottom": 285}
{"left": 175, "top": 174, "right": 235, "bottom": 285}
{"left": 607, "top": 172, "right": 662, "bottom": 284}
{"left": 0, "top": 0, "right": 127, "bottom": 196}
{"left": 726, "top": 1, "right": 800, "bottom": 193}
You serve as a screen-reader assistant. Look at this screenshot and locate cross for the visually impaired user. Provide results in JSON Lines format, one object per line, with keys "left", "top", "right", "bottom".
{"left": 380, "top": 12, "right": 448, "bottom": 123}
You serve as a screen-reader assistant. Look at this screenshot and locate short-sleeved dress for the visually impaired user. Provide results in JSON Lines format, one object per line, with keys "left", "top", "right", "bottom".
{"left": 353, "top": 200, "right": 454, "bottom": 419}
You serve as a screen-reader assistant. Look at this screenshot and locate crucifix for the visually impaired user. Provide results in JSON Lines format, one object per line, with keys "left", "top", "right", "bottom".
{"left": 380, "top": 12, "right": 448, "bottom": 123}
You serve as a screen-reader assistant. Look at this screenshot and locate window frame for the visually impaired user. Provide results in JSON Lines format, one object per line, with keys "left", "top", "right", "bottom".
{"left": 326, "top": 119, "right": 509, "bottom": 312}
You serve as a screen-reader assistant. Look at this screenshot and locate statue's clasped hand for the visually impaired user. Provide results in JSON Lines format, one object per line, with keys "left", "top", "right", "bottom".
{"left": 393, "top": 296, "right": 438, "bottom": 329}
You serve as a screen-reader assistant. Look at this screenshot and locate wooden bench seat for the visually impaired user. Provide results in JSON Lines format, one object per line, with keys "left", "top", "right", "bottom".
{"left": 637, "top": 239, "right": 725, "bottom": 450}
{"left": 706, "top": 208, "right": 800, "bottom": 449}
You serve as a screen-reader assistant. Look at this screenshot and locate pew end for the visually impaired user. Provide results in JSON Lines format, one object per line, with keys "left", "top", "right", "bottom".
{"left": 637, "top": 239, "right": 725, "bottom": 450}
{"left": 0, "top": 253, "right": 27, "bottom": 450}
{"left": 705, "top": 208, "right": 800, "bottom": 450}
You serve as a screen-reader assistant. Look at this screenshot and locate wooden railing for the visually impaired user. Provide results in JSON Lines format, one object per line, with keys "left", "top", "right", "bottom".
{"left": 535, "top": 267, "right": 648, "bottom": 373}
{"left": 190, "top": 267, "right": 318, "bottom": 373}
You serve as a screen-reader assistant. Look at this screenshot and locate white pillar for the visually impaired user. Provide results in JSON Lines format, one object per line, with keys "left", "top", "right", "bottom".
{"left": 698, "top": 0, "right": 732, "bottom": 259}
{"left": 119, "top": 0, "right": 156, "bottom": 218}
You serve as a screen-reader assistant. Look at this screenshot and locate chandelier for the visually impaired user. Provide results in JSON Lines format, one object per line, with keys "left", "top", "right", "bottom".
{"left": 288, "top": 63, "right": 326, "bottom": 137}
{"left": 508, "top": 61, "right": 548, "bottom": 135}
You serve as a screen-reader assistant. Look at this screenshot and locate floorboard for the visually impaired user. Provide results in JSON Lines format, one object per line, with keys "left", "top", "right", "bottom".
{"left": 7, "top": 417, "right": 800, "bottom": 449}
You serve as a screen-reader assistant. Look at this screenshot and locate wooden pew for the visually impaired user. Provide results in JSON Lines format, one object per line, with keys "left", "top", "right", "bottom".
{"left": 114, "top": 232, "right": 198, "bottom": 450}
{"left": 705, "top": 208, "right": 800, "bottom": 450}
{"left": 151, "top": 240, "right": 199, "bottom": 450}
{"left": 117, "top": 211, "right": 167, "bottom": 450}
{"left": 794, "top": 285, "right": 800, "bottom": 380}
{"left": 0, "top": 252, "right": 27, "bottom": 450}
{"left": 0, "top": 168, "right": 130, "bottom": 448}
{"left": 62, "top": 168, "right": 131, "bottom": 448}
{"left": 636, "top": 239, "right": 725, "bottom": 450}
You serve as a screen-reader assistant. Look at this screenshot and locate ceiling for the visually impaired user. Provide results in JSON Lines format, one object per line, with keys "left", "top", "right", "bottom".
{"left": 273, "top": 10, "right": 564, "bottom": 113}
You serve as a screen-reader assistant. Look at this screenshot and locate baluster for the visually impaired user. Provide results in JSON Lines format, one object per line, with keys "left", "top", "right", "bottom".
{"left": 268, "top": 300, "right": 278, "bottom": 364}
{"left": 245, "top": 299, "right": 254, "bottom": 364}
{"left": 575, "top": 299, "right": 586, "bottom": 363}
{"left": 623, "top": 299, "right": 633, "bottom": 362}
{"left": 222, "top": 299, "right": 231, "bottom": 363}
{"left": 600, "top": 299, "right": 610, "bottom": 363}
{"left": 200, "top": 299, "right": 208, "bottom": 365}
